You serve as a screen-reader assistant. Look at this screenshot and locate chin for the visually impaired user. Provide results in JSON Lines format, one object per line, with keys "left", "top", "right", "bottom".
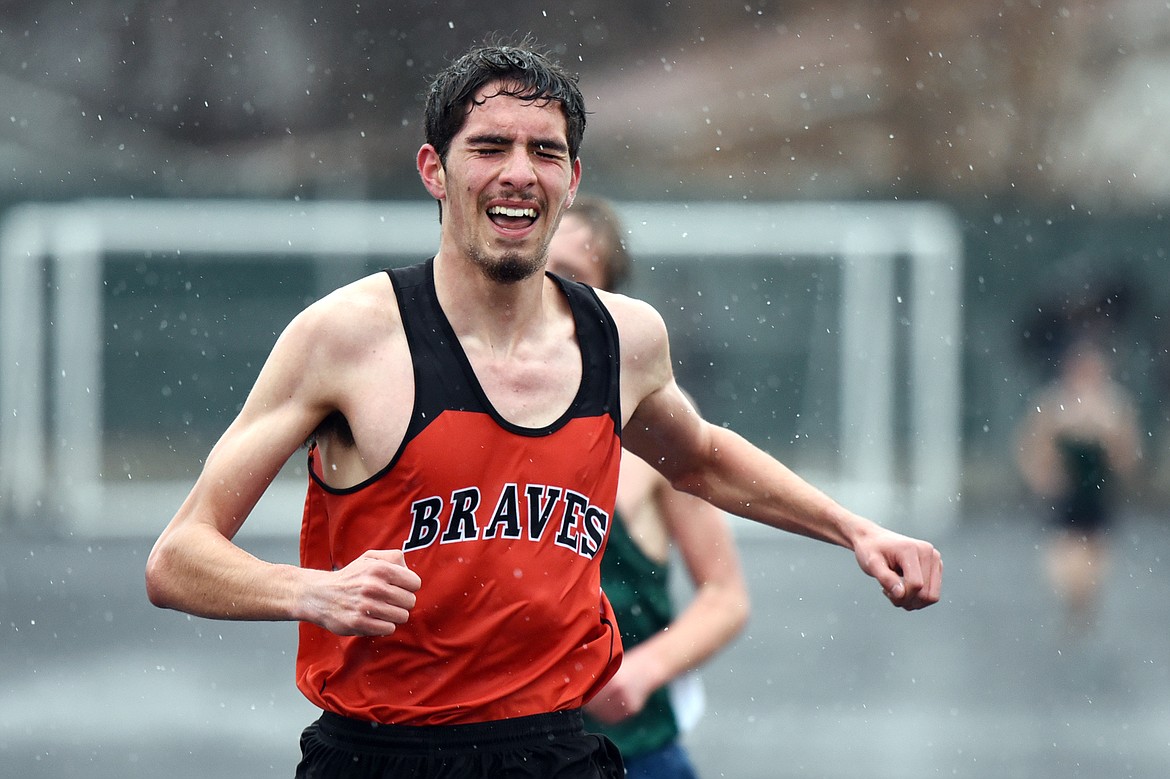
{"left": 475, "top": 250, "right": 543, "bottom": 284}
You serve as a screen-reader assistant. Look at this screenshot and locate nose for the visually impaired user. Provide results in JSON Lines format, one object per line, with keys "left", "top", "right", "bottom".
{"left": 499, "top": 146, "right": 537, "bottom": 190}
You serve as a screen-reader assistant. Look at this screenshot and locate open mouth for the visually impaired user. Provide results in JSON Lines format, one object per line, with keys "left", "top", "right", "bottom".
{"left": 487, "top": 204, "right": 538, "bottom": 230}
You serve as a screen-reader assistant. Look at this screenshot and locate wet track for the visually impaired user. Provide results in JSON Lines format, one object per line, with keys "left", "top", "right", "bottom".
{"left": 2, "top": 511, "right": 1169, "bottom": 778}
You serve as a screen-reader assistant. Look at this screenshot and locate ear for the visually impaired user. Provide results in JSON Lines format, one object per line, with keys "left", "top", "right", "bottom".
{"left": 565, "top": 157, "right": 582, "bottom": 208}
{"left": 417, "top": 144, "right": 446, "bottom": 200}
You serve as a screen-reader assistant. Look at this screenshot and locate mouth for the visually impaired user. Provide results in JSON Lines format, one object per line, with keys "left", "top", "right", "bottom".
{"left": 486, "top": 204, "right": 539, "bottom": 231}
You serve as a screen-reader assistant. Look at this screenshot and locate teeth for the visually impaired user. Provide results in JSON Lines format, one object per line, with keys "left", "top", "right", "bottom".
{"left": 488, "top": 206, "right": 537, "bottom": 218}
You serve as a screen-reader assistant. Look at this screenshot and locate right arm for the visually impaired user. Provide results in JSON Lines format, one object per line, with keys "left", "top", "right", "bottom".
{"left": 1016, "top": 390, "right": 1063, "bottom": 499}
{"left": 145, "top": 286, "right": 420, "bottom": 636}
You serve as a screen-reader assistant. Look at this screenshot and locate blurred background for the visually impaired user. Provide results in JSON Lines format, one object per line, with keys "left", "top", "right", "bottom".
{"left": 2, "top": 1, "right": 1170, "bottom": 777}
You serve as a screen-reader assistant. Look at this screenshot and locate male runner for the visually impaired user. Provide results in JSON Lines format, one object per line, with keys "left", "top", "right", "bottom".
{"left": 147, "top": 36, "right": 942, "bottom": 778}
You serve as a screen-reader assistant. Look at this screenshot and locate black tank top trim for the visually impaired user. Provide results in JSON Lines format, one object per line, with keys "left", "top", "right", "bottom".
{"left": 308, "top": 259, "right": 620, "bottom": 496}
{"left": 389, "top": 258, "right": 620, "bottom": 441}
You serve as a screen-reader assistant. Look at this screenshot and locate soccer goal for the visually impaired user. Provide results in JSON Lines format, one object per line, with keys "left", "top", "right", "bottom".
{"left": 0, "top": 199, "right": 962, "bottom": 538}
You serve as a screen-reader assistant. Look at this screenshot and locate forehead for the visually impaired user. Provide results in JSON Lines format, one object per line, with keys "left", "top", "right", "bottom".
{"left": 457, "top": 82, "right": 570, "bottom": 142}
{"left": 551, "top": 215, "right": 594, "bottom": 248}
{"left": 548, "top": 217, "right": 606, "bottom": 280}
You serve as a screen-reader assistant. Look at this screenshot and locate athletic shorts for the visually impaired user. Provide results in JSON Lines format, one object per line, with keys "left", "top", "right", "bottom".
{"left": 295, "top": 709, "right": 625, "bottom": 778}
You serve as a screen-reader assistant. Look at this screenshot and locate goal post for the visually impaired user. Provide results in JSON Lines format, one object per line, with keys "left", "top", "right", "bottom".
{"left": 619, "top": 202, "right": 962, "bottom": 537}
{"left": 0, "top": 199, "right": 962, "bottom": 538}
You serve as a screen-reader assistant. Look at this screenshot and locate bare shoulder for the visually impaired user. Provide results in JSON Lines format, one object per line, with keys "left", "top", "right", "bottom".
{"left": 275, "top": 271, "right": 412, "bottom": 464}
{"left": 285, "top": 272, "right": 402, "bottom": 359}
{"left": 306, "top": 270, "right": 400, "bottom": 331}
{"left": 257, "top": 271, "right": 406, "bottom": 419}
{"left": 593, "top": 288, "right": 668, "bottom": 346}
{"left": 593, "top": 289, "right": 673, "bottom": 420}
{"left": 597, "top": 289, "right": 710, "bottom": 474}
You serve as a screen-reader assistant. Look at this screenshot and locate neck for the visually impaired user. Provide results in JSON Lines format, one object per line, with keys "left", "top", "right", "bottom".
{"left": 433, "top": 251, "right": 553, "bottom": 353}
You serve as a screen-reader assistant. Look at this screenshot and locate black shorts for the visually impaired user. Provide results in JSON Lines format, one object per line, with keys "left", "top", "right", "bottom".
{"left": 295, "top": 709, "right": 624, "bottom": 778}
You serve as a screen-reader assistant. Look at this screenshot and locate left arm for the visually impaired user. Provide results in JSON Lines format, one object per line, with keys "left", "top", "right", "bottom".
{"left": 609, "top": 292, "right": 942, "bottom": 611}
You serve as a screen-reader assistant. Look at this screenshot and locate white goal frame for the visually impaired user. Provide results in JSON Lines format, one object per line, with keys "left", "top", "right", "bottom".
{"left": 0, "top": 199, "right": 962, "bottom": 537}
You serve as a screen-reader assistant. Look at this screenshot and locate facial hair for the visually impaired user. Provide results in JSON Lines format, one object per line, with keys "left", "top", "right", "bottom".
{"left": 469, "top": 246, "right": 545, "bottom": 284}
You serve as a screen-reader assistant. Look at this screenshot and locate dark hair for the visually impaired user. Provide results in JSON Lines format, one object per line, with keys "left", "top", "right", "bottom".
{"left": 566, "top": 196, "right": 632, "bottom": 291}
{"left": 424, "top": 34, "right": 587, "bottom": 164}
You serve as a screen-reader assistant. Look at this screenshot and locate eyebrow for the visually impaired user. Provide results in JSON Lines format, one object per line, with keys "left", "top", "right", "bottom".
{"left": 466, "top": 133, "right": 569, "bottom": 155}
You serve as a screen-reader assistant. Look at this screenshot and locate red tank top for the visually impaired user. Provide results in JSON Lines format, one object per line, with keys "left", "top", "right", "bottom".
{"left": 296, "top": 259, "right": 623, "bottom": 725}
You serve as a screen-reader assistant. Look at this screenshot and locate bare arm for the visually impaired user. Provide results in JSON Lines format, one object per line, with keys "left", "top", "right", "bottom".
{"left": 145, "top": 285, "right": 421, "bottom": 635}
{"left": 1101, "top": 389, "right": 1142, "bottom": 480}
{"left": 652, "top": 481, "right": 750, "bottom": 671}
{"left": 1016, "top": 393, "right": 1063, "bottom": 498}
{"left": 587, "top": 458, "right": 749, "bottom": 724}
{"left": 609, "top": 292, "right": 942, "bottom": 610}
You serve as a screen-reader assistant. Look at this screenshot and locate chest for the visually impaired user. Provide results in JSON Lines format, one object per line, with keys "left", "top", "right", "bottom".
{"left": 463, "top": 330, "right": 584, "bottom": 429}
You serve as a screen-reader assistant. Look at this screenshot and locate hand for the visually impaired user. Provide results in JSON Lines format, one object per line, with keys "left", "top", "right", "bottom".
{"left": 310, "top": 549, "right": 422, "bottom": 636}
{"left": 583, "top": 653, "right": 658, "bottom": 724}
{"left": 853, "top": 527, "right": 942, "bottom": 611}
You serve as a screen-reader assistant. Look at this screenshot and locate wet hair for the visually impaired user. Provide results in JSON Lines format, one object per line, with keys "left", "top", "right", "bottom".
{"left": 424, "top": 34, "right": 587, "bottom": 165}
{"left": 565, "top": 196, "right": 632, "bottom": 291}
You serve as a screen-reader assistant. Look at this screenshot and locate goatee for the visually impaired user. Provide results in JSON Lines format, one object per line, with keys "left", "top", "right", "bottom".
{"left": 473, "top": 250, "right": 543, "bottom": 284}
